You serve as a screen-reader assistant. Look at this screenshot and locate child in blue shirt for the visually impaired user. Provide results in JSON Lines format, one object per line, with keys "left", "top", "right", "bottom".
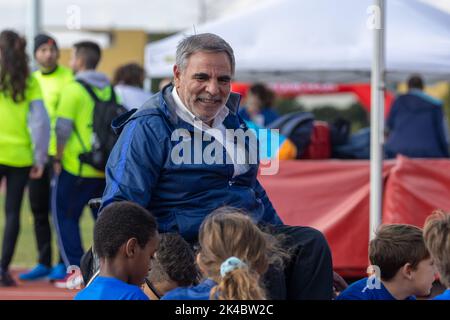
{"left": 423, "top": 210, "right": 450, "bottom": 300}
{"left": 143, "top": 233, "right": 200, "bottom": 300}
{"left": 337, "top": 224, "right": 435, "bottom": 300}
{"left": 75, "top": 201, "right": 160, "bottom": 300}
{"left": 162, "top": 207, "right": 286, "bottom": 300}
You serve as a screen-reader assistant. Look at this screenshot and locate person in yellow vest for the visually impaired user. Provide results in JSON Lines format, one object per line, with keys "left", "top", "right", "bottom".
{"left": 0, "top": 30, "right": 50, "bottom": 287}
{"left": 52, "top": 41, "right": 110, "bottom": 287}
{"left": 19, "top": 34, "right": 73, "bottom": 282}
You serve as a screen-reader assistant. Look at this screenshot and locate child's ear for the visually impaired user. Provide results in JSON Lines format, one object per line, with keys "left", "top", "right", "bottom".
{"left": 401, "top": 263, "right": 414, "bottom": 280}
{"left": 125, "top": 238, "right": 138, "bottom": 258}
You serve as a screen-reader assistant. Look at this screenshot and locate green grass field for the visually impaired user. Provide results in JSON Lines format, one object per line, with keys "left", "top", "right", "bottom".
{"left": 0, "top": 191, "right": 94, "bottom": 268}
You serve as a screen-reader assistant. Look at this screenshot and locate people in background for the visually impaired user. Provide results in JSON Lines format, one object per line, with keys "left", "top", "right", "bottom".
{"left": 112, "top": 63, "right": 151, "bottom": 110}
{"left": 52, "top": 41, "right": 110, "bottom": 286}
{"left": 19, "top": 33, "right": 74, "bottom": 282}
{"left": 385, "top": 74, "right": 449, "bottom": 158}
{"left": 75, "top": 201, "right": 159, "bottom": 300}
{"left": 0, "top": 30, "right": 50, "bottom": 287}
{"left": 239, "top": 83, "right": 279, "bottom": 127}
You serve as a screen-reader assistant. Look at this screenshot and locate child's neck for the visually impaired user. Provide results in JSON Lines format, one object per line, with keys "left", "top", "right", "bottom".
{"left": 99, "top": 258, "right": 130, "bottom": 285}
{"left": 382, "top": 279, "right": 412, "bottom": 300}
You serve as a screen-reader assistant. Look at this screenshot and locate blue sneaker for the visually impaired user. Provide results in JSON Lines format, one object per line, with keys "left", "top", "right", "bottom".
{"left": 19, "top": 264, "right": 52, "bottom": 281}
{"left": 48, "top": 263, "right": 67, "bottom": 281}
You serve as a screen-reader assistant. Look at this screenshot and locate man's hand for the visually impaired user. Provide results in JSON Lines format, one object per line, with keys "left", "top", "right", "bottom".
{"left": 332, "top": 271, "right": 348, "bottom": 298}
{"left": 30, "top": 165, "right": 44, "bottom": 179}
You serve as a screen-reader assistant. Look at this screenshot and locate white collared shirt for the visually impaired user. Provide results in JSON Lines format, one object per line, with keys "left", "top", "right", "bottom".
{"left": 172, "top": 88, "right": 250, "bottom": 177}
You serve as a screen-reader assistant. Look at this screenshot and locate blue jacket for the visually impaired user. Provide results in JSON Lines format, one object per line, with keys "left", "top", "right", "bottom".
{"left": 385, "top": 90, "right": 449, "bottom": 158}
{"left": 101, "top": 85, "right": 282, "bottom": 241}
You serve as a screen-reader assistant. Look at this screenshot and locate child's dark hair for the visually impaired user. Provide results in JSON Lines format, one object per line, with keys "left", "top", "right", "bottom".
{"left": 198, "top": 207, "right": 286, "bottom": 300}
{"left": 249, "top": 83, "right": 275, "bottom": 108}
{"left": 113, "top": 63, "right": 146, "bottom": 88}
{"left": 73, "top": 41, "right": 101, "bottom": 69}
{"left": 407, "top": 74, "right": 424, "bottom": 90}
{"left": 369, "top": 224, "right": 430, "bottom": 281}
{"left": 147, "top": 233, "right": 200, "bottom": 287}
{"left": 94, "top": 201, "right": 157, "bottom": 258}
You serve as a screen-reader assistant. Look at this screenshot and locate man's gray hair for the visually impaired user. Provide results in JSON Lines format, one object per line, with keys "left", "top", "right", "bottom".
{"left": 176, "top": 33, "right": 235, "bottom": 75}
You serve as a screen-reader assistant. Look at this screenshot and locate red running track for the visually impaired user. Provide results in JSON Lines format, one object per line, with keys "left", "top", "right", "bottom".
{"left": 0, "top": 269, "right": 78, "bottom": 300}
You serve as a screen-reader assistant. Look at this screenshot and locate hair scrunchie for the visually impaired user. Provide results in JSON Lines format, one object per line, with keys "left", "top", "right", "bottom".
{"left": 220, "top": 257, "right": 247, "bottom": 277}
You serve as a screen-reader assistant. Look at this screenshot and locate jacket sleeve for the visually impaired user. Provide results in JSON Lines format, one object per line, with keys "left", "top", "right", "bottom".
{"left": 28, "top": 99, "right": 50, "bottom": 166}
{"left": 254, "top": 178, "right": 283, "bottom": 225}
{"left": 100, "top": 117, "right": 165, "bottom": 212}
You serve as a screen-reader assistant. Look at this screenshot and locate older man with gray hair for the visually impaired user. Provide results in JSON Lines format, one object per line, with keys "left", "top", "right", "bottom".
{"left": 100, "top": 33, "right": 333, "bottom": 299}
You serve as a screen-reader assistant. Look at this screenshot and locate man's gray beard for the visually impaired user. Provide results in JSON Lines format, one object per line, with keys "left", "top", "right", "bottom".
{"left": 194, "top": 105, "right": 226, "bottom": 125}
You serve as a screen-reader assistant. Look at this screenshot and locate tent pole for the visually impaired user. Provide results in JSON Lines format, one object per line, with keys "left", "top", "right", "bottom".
{"left": 26, "top": 0, "right": 42, "bottom": 70}
{"left": 370, "top": 0, "right": 385, "bottom": 240}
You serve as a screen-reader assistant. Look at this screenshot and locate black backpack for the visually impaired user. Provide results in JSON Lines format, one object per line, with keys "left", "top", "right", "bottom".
{"left": 267, "top": 111, "right": 315, "bottom": 159}
{"left": 74, "top": 80, "right": 128, "bottom": 172}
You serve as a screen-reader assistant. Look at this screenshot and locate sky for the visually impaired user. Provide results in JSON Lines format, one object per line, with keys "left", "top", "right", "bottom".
{"left": 0, "top": 0, "right": 260, "bottom": 33}
{"left": 0, "top": 0, "right": 448, "bottom": 50}
{"left": 0, "top": 0, "right": 448, "bottom": 33}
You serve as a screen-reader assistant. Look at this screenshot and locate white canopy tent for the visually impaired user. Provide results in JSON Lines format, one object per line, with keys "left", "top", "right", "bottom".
{"left": 145, "top": 0, "right": 450, "bottom": 83}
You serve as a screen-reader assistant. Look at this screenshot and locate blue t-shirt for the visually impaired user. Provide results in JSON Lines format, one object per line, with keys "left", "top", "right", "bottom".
{"left": 336, "top": 277, "right": 416, "bottom": 300}
{"left": 74, "top": 276, "right": 149, "bottom": 300}
{"left": 161, "top": 279, "right": 217, "bottom": 300}
{"left": 433, "top": 289, "right": 450, "bottom": 300}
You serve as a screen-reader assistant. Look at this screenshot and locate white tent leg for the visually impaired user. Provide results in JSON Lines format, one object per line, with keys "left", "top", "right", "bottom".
{"left": 26, "top": 0, "right": 42, "bottom": 70}
{"left": 370, "top": 0, "right": 385, "bottom": 240}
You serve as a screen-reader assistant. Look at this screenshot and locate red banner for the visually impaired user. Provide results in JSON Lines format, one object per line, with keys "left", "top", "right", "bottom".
{"left": 259, "top": 156, "right": 449, "bottom": 277}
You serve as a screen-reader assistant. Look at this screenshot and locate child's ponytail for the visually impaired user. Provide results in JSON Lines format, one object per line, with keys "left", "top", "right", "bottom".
{"left": 210, "top": 257, "right": 266, "bottom": 300}
{"left": 199, "top": 209, "right": 289, "bottom": 300}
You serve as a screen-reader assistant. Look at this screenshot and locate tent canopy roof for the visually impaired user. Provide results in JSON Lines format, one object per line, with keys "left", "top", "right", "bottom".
{"left": 145, "top": 0, "right": 450, "bottom": 83}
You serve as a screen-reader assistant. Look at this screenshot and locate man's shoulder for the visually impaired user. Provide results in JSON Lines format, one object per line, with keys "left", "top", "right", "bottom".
{"left": 55, "top": 66, "right": 74, "bottom": 82}
{"left": 57, "top": 65, "right": 73, "bottom": 75}
{"left": 60, "top": 80, "right": 83, "bottom": 93}
{"left": 125, "top": 94, "right": 168, "bottom": 127}
{"left": 113, "top": 96, "right": 170, "bottom": 139}
{"left": 404, "top": 91, "right": 443, "bottom": 107}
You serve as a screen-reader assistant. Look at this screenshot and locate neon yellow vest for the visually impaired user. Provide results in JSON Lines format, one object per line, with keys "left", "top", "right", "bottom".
{"left": 33, "top": 65, "right": 74, "bottom": 156}
{"left": 56, "top": 81, "right": 113, "bottom": 178}
{"left": 0, "top": 75, "right": 43, "bottom": 167}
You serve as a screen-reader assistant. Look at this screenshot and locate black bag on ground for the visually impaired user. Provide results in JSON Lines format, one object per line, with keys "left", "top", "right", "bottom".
{"left": 329, "top": 117, "right": 351, "bottom": 147}
{"left": 75, "top": 80, "right": 128, "bottom": 171}
{"left": 268, "top": 111, "right": 315, "bottom": 159}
